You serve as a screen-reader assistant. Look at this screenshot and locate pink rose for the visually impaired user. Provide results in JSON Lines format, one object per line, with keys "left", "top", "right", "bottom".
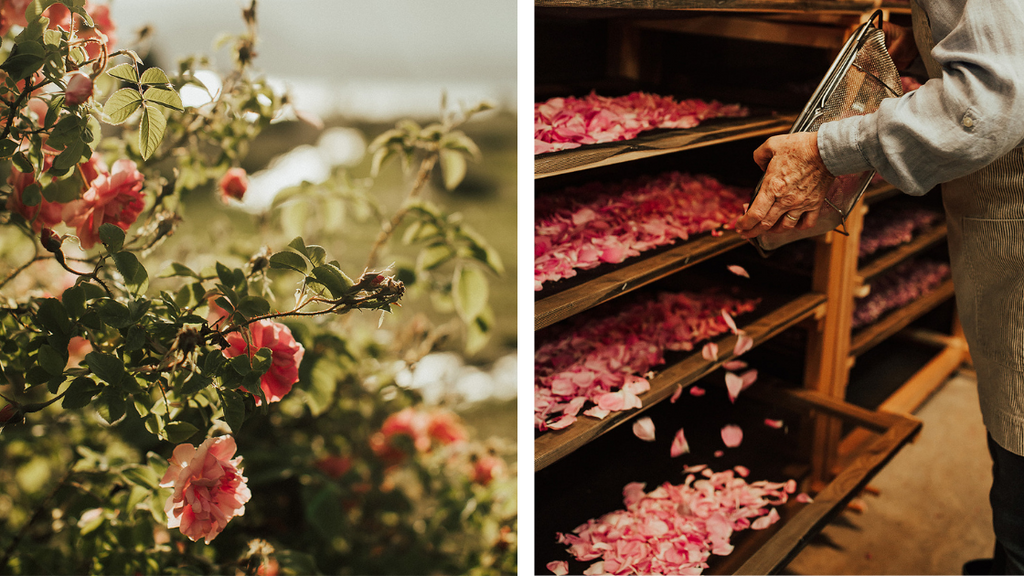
{"left": 223, "top": 320, "right": 304, "bottom": 404}
{"left": 370, "top": 408, "right": 467, "bottom": 466}
{"left": 159, "top": 435, "right": 251, "bottom": 544}
{"left": 64, "top": 72, "right": 94, "bottom": 105}
{"left": 219, "top": 168, "right": 248, "bottom": 202}
{"left": 471, "top": 454, "right": 506, "bottom": 486}
{"left": 427, "top": 411, "right": 467, "bottom": 445}
{"left": 0, "top": 0, "right": 31, "bottom": 35}
{"left": 63, "top": 158, "right": 145, "bottom": 249}
{"left": 314, "top": 455, "right": 352, "bottom": 479}
{"left": 6, "top": 161, "right": 63, "bottom": 232}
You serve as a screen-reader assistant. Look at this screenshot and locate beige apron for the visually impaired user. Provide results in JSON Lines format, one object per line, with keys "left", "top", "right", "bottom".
{"left": 912, "top": 0, "right": 1024, "bottom": 456}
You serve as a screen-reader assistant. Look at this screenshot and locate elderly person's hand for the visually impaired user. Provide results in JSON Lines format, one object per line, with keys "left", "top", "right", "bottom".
{"left": 737, "top": 131, "right": 835, "bottom": 240}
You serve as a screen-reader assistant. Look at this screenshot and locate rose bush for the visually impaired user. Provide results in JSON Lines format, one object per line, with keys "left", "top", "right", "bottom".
{"left": 0, "top": 1, "right": 515, "bottom": 574}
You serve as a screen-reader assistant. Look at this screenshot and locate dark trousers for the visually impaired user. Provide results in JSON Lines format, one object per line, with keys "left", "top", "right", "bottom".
{"left": 989, "top": 433, "right": 1024, "bottom": 574}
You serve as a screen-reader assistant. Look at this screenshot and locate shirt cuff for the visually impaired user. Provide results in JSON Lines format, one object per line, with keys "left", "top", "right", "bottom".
{"left": 817, "top": 116, "right": 875, "bottom": 176}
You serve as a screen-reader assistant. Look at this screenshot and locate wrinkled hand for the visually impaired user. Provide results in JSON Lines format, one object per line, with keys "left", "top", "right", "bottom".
{"left": 737, "top": 131, "right": 835, "bottom": 240}
{"left": 882, "top": 21, "right": 918, "bottom": 71}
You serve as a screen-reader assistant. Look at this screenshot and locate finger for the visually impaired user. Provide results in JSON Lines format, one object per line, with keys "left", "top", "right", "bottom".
{"left": 737, "top": 186, "right": 775, "bottom": 233}
{"left": 798, "top": 208, "right": 820, "bottom": 230}
{"left": 779, "top": 211, "right": 801, "bottom": 230}
{"left": 753, "top": 139, "right": 774, "bottom": 171}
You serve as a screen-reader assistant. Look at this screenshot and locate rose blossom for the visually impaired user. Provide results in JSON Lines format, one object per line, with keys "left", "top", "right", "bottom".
{"left": 219, "top": 167, "right": 249, "bottom": 202}
{"left": 63, "top": 71, "right": 94, "bottom": 105}
{"left": 63, "top": 158, "right": 145, "bottom": 249}
{"left": 6, "top": 162, "right": 63, "bottom": 232}
{"left": 471, "top": 454, "right": 506, "bottom": 486}
{"left": 223, "top": 319, "right": 304, "bottom": 405}
{"left": 370, "top": 407, "right": 467, "bottom": 466}
{"left": 159, "top": 435, "right": 251, "bottom": 544}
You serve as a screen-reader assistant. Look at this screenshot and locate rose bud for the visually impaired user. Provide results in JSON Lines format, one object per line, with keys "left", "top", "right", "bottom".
{"left": 40, "top": 228, "right": 63, "bottom": 253}
{"left": 219, "top": 168, "right": 248, "bottom": 202}
{"left": 64, "top": 72, "right": 94, "bottom": 106}
{"left": 0, "top": 403, "right": 23, "bottom": 427}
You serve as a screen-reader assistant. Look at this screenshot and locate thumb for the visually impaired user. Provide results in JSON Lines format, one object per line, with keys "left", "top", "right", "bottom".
{"left": 753, "top": 139, "right": 774, "bottom": 171}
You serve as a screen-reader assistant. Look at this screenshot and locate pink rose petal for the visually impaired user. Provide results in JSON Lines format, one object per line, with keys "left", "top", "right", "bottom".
{"left": 740, "top": 369, "right": 758, "bottom": 390}
{"left": 721, "top": 424, "right": 743, "bottom": 448}
{"left": 548, "top": 414, "right": 577, "bottom": 430}
{"left": 633, "top": 417, "right": 656, "bottom": 442}
{"left": 547, "top": 560, "right": 569, "bottom": 575}
{"left": 796, "top": 493, "right": 814, "bottom": 503}
{"left": 584, "top": 406, "right": 610, "bottom": 419}
{"left": 721, "top": 310, "right": 738, "bottom": 333}
{"left": 733, "top": 465, "right": 750, "bottom": 478}
{"left": 683, "top": 464, "right": 706, "bottom": 474}
{"left": 702, "top": 341, "right": 718, "bottom": 361}
{"left": 714, "top": 450, "right": 724, "bottom": 457}
{"left": 764, "top": 418, "right": 784, "bottom": 429}
{"left": 723, "top": 359, "right": 748, "bottom": 371}
{"left": 725, "top": 372, "right": 743, "bottom": 403}
{"left": 670, "top": 384, "right": 683, "bottom": 403}
{"left": 689, "top": 386, "right": 706, "bottom": 397}
{"left": 727, "top": 265, "right": 750, "bottom": 278}
{"left": 733, "top": 331, "right": 753, "bottom": 356}
{"left": 751, "top": 507, "right": 781, "bottom": 530}
{"left": 670, "top": 428, "right": 690, "bottom": 457}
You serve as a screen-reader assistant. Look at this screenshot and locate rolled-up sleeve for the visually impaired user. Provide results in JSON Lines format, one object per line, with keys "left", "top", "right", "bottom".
{"left": 817, "top": 0, "right": 1024, "bottom": 196}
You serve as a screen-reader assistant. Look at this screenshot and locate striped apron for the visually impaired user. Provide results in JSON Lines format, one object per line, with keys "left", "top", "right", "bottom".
{"left": 913, "top": 0, "right": 1024, "bottom": 456}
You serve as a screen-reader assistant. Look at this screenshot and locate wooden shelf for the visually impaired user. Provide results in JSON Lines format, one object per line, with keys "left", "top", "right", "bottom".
{"left": 535, "top": 232, "right": 747, "bottom": 330}
{"left": 850, "top": 278, "right": 955, "bottom": 357}
{"left": 633, "top": 15, "right": 851, "bottom": 49}
{"left": 535, "top": 114, "right": 795, "bottom": 179}
{"left": 856, "top": 221, "right": 948, "bottom": 284}
{"left": 535, "top": 291, "right": 826, "bottom": 471}
{"left": 535, "top": 0, "right": 878, "bottom": 13}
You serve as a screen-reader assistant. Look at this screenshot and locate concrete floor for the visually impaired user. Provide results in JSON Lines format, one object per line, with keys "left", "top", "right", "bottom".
{"left": 785, "top": 371, "right": 996, "bottom": 575}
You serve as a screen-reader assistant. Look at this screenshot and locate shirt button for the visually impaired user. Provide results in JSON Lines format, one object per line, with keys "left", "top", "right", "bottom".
{"left": 962, "top": 115, "right": 974, "bottom": 128}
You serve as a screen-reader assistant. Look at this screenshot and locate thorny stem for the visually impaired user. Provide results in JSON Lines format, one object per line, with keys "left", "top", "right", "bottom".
{"left": 363, "top": 152, "right": 438, "bottom": 271}
{"left": 0, "top": 462, "right": 75, "bottom": 571}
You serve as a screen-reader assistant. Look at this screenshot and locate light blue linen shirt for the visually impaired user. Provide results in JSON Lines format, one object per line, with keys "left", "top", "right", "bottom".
{"left": 817, "top": 0, "right": 1024, "bottom": 196}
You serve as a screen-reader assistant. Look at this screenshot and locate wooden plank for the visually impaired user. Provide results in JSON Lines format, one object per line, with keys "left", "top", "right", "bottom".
{"left": 535, "top": 115, "right": 795, "bottom": 179}
{"left": 534, "top": 0, "right": 877, "bottom": 13}
{"left": 535, "top": 233, "right": 747, "bottom": 330}
{"left": 856, "top": 221, "right": 948, "bottom": 283}
{"left": 735, "top": 413, "right": 921, "bottom": 574}
{"left": 850, "top": 278, "right": 956, "bottom": 357}
{"left": 534, "top": 291, "right": 827, "bottom": 470}
{"left": 633, "top": 16, "right": 849, "bottom": 49}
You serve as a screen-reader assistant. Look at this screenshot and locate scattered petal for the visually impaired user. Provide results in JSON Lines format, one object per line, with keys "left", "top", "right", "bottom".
{"left": 733, "top": 332, "right": 754, "bottom": 356}
{"left": 727, "top": 265, "right": 750, "bottom": 278}
{"left": 764, "top": 418, "right": 784, "bottom": 429}
{"left": 723, "top": 359, "right": 748, "bottom": 371}
{"left": 740, "top": 369, "right": 758, "bottom": 390}
{"left": 785, "top": 479, "right": 797, "bottom": 494}
{"left": 633, "top": 417, "right": 656, "bottom": 441}
{"left": 721, "top": 310, "right": 738, "bottom": 333}
{"left": 721, "top": 424, "right": 743, "bottom": 448}
{"left": 751, "top": 508, "right": 781, "bottom": 530}
{"left": 796, "top": 493, "right": 814, "bottom": 503}
{"left": 683, "top": 464, "right": 706, "bottom": 474}
{"left": 714, "top": 450, "right": 724, "bottom": 457}
{"left": 725, "top": 372, "right": 743, "bottom": 403}
{"left": 733, "top": 465, "right": 750, "bottom": 478}
{"left": 670, "top": 428, "right": 690, "bottom": 457}
{"left": 702, "top": 342, "right": 718, "bottom": 361}
{"left": 670, "top": 384, "right": 683, "bottom": 403}
{"left": 548, "top": 414, "right": 577, "bottom": 430}
{"left": 584, "top": 406, "right": 610, "bottom": 419}
{"left": 689, "top": 386, "right": 706, "bottom": 397}
{"left": 547, "top": 560, "right": 569, "bottom": 575}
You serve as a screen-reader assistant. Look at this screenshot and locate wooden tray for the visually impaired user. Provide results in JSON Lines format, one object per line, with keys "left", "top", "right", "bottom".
{"left": 850, "top": 278, "right": 956, "bottom": 358}
{"left": 535, "top": 0, "right": 878, "bottom": 13}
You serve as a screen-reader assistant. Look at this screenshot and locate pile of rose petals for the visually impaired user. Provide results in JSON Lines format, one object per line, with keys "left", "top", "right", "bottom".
{"left": 535, "top": 291, "right": 759, "bottom": 430}
{"left": 535, "top": 172, "right": 747, "bottom": 290}
{"left": 859, "top": 203, "right": 942, "bottom": 260}
{"left": 551, "top": 468, "right": 796, "bottom": 575}
{"left": 853, "top": 258, "right": 951, "bottom": 329}
{"left": 535, "top": 92, "right": 749, "bottom": 155}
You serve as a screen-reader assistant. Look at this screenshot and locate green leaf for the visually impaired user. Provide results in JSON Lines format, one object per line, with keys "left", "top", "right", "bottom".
{"left": 453, "top": 264, "right": 488, "bottom": 322}
{"left": 112, "top": 251, "right": 149, "bottom": 294}
{"left": 62, "top": 286, "right": 85, "bottom": 319}
{"left": 417, "top": 244, "right": 452, "bottom": 272}
{"left": 163, "top": 421, "right": 198, "bottom": 443}
{"left": 103, "top": 88, "right": 142, "bottom": 124}
{"left": 0, "top": 140, "right": 18, "bottom": 158}
{"left": 122, "top": 465, "right": 160, "bottom": 490}
{"left": 94, "top": 298, "right": 130, "bottom": 329}
{"left": 221, "top": 390, "right": 245, "bottom": 433}
{"left": 310, "top": 265, "right": 353, "bottom": 299}
{"left": 12, "top": 152, "right": 33, "bottom": 173}
{"left": 465, "top": 305, "right": 494, "bottom": 355}
{"left": 62, "top": 377, "right": 101, "bottom": 409}
{"left": 138, "top": 67, "right": 170, "bottom": 85}
{"left": 163, "top": 262, "right": 198, "bottom": 279}
{"left": 52, "top": 140, "right": 84, "bottom": 171}
{"left": 47, "top": 115, "right": 82, "bottom": 148}
{"left": 138, "top": 105, "right": 166, "bottom": 161}
{"left": 85, "top": 351, "right": 125, "bottom": 386}
{"left": 99, "top": 223, "right": 125, "bottom": 253}
{"left": 106, "top": 63, "right": 138, "bottom": 83}
{"left": 35, "top": 299, "right": 72, "bottom": 336}
{"left": 439, "top": 149, "right": 467, "bottom": 190}
{"left": 269, "top": 251, "right": 309, "bottom": 274}
{"left": 287, "top": 236, "right": 308, "bottom": 255}
{"left": 37, "top": 344, "right": 66, "bottom": 375}
{"left": 143, "top": 87, "right": 184, "bottom": 112}
{"left": 21, "top": 182, "right": 41, "bottom": 207}
{"left": 306, "top": 245, "right": 327, "bottom": 267}
{"left": 229, "top": 355, "right": 252, "bottom": 376}
{"left": 1, "top": 40, "right": 45, "bottom": 81}
{"left": 125, "top": 325, "right": 146, "bottom": 352}
{"left": 96, "top": 389, "right": 126, "bottom": 425}
{"left": 235, "top": 296, "right": 270, "bottom": 319}
{"left": 441, "top": 131, "right": 482, "bottom": 159}
{"left": 252, "top": 347, "right": 273, "bottom": 374}
{"left": 41, "top": 169, "right": 84, "bottom": 203}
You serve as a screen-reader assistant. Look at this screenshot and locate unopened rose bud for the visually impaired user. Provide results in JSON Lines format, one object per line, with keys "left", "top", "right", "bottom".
{"left": 64, "top": 72, "right": 94, "bottom": 106}
{"left": 0, "top": 403, "right": 23, "bottom": 426}
{"left": 40, "top": 228, "right": 63, "bottom": 253}
{"left": 219, "top": 168, "right": 248, "bottom": 202}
